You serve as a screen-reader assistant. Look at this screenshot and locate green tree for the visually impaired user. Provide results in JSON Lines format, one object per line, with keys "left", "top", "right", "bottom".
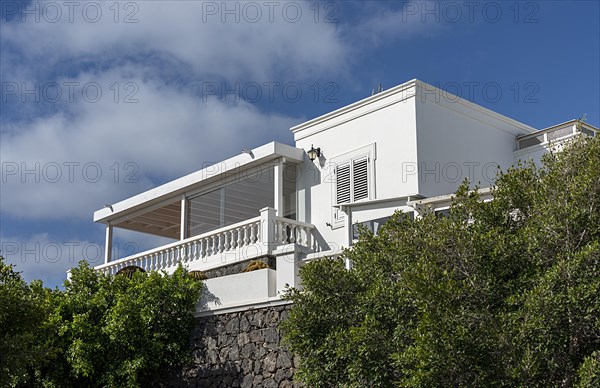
{"left": 0, "top": 256, "right": 52, "bottom": 387}
{"left": 1, "top": 258, "right": 203, "bottom": 387}
{"left": 38, "top": 262, "right": 203, "bottom": 387}
{"left": 281, "top": 134, "right": 600, "bottom": 387}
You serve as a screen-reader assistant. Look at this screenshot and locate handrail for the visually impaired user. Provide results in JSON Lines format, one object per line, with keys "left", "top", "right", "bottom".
{"left": 93, "top": 209, "right": 318, "bottom": 276}
{"left": 95, "top": 216, "right": 262, "bottom": 273}
{"left": 275, "top": 217, "right": 315, "bottom": 229}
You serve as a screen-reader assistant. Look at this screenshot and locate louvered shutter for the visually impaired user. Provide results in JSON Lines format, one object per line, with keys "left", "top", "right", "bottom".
{"left": 336, "top": 163, "right": 351, "bottom": 204}
{"left": 352, "top": 157, "right": 368, "bottom": 201}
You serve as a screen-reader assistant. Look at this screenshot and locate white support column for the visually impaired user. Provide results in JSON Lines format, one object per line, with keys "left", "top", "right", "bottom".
{"left": 104, "top": 224, "right": 113, "bottom": 264}
{"left": 344, "top": 205, "right": 353, "bottom": 270}
{"left": 180, "top": 194, "right": 187, "bottom": 240}
{"left": 274, "top": 160, "right": 284, "bottom": 216}
{"left": 344, "top": 205, "right": 353, "bottom": 247}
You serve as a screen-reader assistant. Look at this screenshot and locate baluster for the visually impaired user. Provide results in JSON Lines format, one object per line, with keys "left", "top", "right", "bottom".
{"left": 217, "top": 233, "right": 222, "bottom": 253}
{"left": 236, "top": 227, "right": 243, "bottom": 247}
{"left": 281, "top": 222, "right": 287, "bottom": 244}
{"left": 250, "top": 224, "right": 256, "bottom": 243}
{"left": 224, "top": 232, "right": 230, "bottom": 251}
{"left": 295, "top": 227, "right": 302, "bottom": 245}
{"left": 201, "top": 238, "right": 207, "bottom": 259}
{"left": 243, "top": 226, "right": 249, "bottom": 245}
{"left": 290, "top": 225, "right": 297, "bottom": 244}
{"left": 192, "top": 241, "right": 198, "bottom": 262}
{"left": 229, "top": 230, "right": 236, "bottom": 249}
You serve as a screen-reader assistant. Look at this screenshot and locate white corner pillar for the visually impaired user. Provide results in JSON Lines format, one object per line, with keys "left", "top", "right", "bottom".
{"left": 260, "top": 207, "right": 276, "bottom": 254}
{"left": 104, "top": 224, "right": 113, "bottom": 264}
{"left": 180, "top": 194, "right": 187, "bottom": 240}
{"left": 274, "top": 159, "right": 284, "bottom": 216}
{"left": 276, "top": 248, "right": 298, "bottom": 295}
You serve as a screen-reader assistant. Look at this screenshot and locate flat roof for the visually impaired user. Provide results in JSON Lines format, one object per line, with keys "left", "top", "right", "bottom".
{"left": 94, "top": 142, "right": 304, "bottom": 224}
{"left": 291, "top": 79, "right": 537, "bottom": 139}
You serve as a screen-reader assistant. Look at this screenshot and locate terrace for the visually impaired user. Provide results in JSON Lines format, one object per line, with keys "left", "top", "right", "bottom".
{"left": 88, "top": 142, "right": 324, "bottom": 312}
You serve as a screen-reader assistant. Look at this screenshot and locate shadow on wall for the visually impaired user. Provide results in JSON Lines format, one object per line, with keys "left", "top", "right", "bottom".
{"left": 197, "top": 286, "right": 221, "bottom": 311}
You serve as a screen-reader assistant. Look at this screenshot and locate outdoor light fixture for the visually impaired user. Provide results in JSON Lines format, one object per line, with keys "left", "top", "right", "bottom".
{"left": 307, "top": 145, "right": 321, "bottom": 161}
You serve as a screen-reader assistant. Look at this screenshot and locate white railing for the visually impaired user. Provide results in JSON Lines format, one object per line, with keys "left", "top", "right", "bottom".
{"left": 94, "top": 207, "right": 315, "bottom": 276}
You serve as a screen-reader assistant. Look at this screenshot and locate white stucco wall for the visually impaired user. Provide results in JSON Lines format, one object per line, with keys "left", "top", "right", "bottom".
{"left": 291, "top": 82, "right": 419, "bottom": 249}
{"left": 414, "top": 82, "right": 536, "bottom": 197}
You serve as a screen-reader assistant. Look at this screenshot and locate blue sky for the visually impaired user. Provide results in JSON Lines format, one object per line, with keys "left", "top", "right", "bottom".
{"left": 1, "top": 0, "right": 599, "bottom": 288}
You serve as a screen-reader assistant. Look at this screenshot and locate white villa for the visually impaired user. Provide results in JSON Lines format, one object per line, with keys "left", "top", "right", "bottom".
{"left": 89, "top": 79, "right": 598, "bottom": 315}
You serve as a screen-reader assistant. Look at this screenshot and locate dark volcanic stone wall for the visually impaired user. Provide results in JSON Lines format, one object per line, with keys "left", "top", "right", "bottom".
{"left": 168, "top": 304, "right": 299, "bottom": 387}
{"left": 202, "top": 256, "right": 276, "bottom": 280}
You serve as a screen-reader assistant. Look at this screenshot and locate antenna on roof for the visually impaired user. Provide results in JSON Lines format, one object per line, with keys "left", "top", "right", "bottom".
{"left": 371, "top": 83, "right": 383, "bottom": 96}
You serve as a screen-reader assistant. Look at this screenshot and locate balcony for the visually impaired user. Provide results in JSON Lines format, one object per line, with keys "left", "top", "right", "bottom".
{"left": 93, "top": 207, "right": 315, "bottom": 276}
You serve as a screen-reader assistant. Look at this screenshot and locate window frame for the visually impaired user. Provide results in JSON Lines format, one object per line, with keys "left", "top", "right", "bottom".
{"left": 330, "top": 143, "right": 376, "bottom": 228}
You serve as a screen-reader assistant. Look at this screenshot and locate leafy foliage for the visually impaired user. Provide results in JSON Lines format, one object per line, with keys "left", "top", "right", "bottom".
{"left": 0, "top": 260, "right": 202, "bottom": 387}
{"left": 281, "top": 135, "right": 600, "bottom": 387}
{"left": 0, "top": 257, "right": 53, "bottom": 387}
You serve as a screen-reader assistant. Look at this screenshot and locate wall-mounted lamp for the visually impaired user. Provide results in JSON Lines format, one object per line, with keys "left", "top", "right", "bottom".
{"left": 307, "top": 145, "right": 321, "bottom": 161}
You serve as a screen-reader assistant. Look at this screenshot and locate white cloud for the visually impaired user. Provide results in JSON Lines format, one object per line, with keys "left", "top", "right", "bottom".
{"left": 1, "top": 67, "right": 299, "bottom": 220}
{"left": 1, "top": 0, "right": 349, "bottom": 81}
{"left": 1, "top": 233, "right": 102, "bottom": 287}
{"left": 0, "top": 229, "right": 175, "bottom": 287}
{"left": 0, "top": 1, "right": 440, "bottom": 221}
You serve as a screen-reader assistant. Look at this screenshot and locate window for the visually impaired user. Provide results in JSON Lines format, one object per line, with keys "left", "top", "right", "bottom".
{"left": 331, "top": 144, "right": 376, "bottom": 227}
{"left": 434, "top": 208, "right": 451, "bottom": 218}
{"left": 335, "top": 157, "right": 369, "bottom": 205}
{"left": 186, "top": 167, "right": 275, "bottom": 237}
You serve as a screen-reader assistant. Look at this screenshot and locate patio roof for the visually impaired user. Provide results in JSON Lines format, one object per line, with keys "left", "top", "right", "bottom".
{"left": 94, "top": 142, "right": 305, "bottom": 238}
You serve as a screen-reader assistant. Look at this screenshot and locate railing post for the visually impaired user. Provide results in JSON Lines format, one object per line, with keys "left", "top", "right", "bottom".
{"left": 274, "top": 160, "right": 284, "bottom": 217}
{"left": 104, "top": 224, "right": 113, "bottom": 264}
{"left": 260, "top": 207, "right": 276, "bottom": 255}
{"left": 180, "top": 194, "right": 187, "bottom": 240}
